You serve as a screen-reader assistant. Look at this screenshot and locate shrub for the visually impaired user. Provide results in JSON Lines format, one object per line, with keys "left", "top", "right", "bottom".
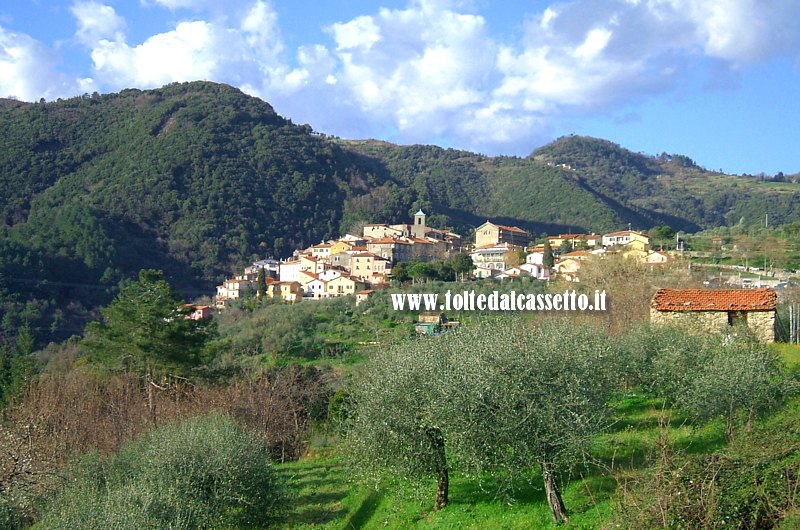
{"left": 37, "top": 414, "right": 283, "bottom": 529}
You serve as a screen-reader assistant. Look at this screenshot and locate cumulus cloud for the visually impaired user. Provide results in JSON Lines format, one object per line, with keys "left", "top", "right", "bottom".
{"left": 71, "top": 1, "right": 126, "bottom": 46}
{"left": 79, "top": 0, "right": 308, "bottom": 96}
{"left": 324, "top": 0, "right": 497, "bottom": 143}
{"left": 0, "top": 25, "right": 75, "bottom": 100}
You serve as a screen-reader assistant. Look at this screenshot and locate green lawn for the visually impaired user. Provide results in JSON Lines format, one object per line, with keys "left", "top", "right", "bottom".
{"left": 274, "top": 394, "right": 729, "bottom": 529}
{"left": 773, "top": 343, "right": 800, "bottom": 373}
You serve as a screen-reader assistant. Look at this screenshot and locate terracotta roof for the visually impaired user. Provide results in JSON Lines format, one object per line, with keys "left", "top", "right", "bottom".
{"left": 651, "top": 289, "right": 777, "bottom": 312}
{"left": 604, "top": 230, "right": 650, "bottom": 238}
{"left": 497, "top": 224, "right": 527, "bottom": 234}
{"left": 552, "top": 233, "right": 586, "bottom": 239}
{"left": 368, "top": 237, "right": 412, "bottom": 245}
{"left": 563, "top": 250, "right": 590, "bottom": 257}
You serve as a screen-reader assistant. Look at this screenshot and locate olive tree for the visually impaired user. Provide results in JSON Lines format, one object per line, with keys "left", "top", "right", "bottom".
{"left": 344, "top": 317, "right": 620, "bottom": 520}
{"left": 450, "top": 320, "right": 618, "bottom": 523}
{"left": 674, "top": 338, "right": 785, "bottom": 440}
{"left": 624, "top": 325, "right": 786, "bottom": 440}
{"left": 344, "top": 335, "right": 457, "bottom": 510}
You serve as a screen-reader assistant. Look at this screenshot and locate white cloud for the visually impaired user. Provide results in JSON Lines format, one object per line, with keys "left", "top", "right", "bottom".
{"left": 323, "top": 1, "right": 498, "bottom": 143}
{"left": 148, "top": 0, "right": 214, "bottom": 10}
{"left": 330, "top": 16, "right": 381, "bottom": 51}
{"left": 82, "top": 1, "right": 309, "bottom": 95}
{"left": 670, "top": 0, "right": 800, "bottom": 63}
{"left": 91, "top": 21, "right": 217, "bottom": 86}
{"left": 0, "top": 25, "right": 75, "bottom": 100}
{"left": 71, "top": 1, "right": 126, "bottom": 46}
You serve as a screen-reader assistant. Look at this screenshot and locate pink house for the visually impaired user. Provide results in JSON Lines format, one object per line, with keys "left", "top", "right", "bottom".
{"left": 186, "top": 305, "right": 213, "bottom": 320}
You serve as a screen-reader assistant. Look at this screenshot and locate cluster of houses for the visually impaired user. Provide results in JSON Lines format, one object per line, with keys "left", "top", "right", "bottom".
{"left": 212, "top": 212, "right": 672, "bottom": 308}
{"left": 214, "top": 210, "right": 462, "bottom": 307}
{"left": 470, "top": 223, "right": 670, "bottom": 282}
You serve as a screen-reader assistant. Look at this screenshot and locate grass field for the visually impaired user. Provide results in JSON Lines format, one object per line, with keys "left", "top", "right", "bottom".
{"left": 774, "top": 343, "right": 800, "bottom": 372}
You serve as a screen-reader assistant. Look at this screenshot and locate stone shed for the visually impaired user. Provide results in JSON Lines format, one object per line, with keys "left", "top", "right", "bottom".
{"left": 650, "top": 288, "right": 777, "bottom": 342}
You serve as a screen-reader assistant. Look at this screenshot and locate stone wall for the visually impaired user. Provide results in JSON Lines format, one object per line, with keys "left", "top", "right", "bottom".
{"left": 649, "top": 308, "right": 776, "bottom": 343}
{"left": 747, "top": 310, "right": 776, "bottom": 343}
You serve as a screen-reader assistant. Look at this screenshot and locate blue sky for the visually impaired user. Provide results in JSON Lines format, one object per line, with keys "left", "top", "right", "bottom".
{"left": 1, "top": 0, "right": 799, "bottom": 175}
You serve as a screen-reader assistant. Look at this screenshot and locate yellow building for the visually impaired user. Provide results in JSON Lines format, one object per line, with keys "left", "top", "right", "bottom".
{"left": 602, "top": 230, "right": 651, "bottom": 251}
{"left": 326, "top": 275, "right": 367, "bottom": 297}
{"left": 266, "top": 280, "right": 303, "bottom": 302}
{"left": 475, "top": 221, "right": 529, "bottom": 248}
{"left": 329, "top": 240, "right": 354, "bottom": 255}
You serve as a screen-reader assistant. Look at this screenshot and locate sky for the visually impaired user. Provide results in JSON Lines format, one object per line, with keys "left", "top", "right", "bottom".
{"left": 1, "top": 0, "right": 799, "bottom": 176}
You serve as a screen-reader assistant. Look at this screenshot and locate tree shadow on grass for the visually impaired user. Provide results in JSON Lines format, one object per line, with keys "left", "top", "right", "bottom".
{"left": 342, "top": 490, "right": 382, "bottom": 529}
{"left": 277, "top": 462, "right": 351, "bottom": 527}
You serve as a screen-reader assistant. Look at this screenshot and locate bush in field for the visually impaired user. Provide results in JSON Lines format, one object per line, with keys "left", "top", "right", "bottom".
{"left": 624, "top": 325, "right": 786, "bottom": 439}
{"left": 622, "top": 324, "right": 718, "bottom": 396}
{"left": 37, "top": 414, "right": 282, "bottom": 529}
{"left": 344, "top": 318, "right": 619, "bottom": 522}
{"left": 675, "top": 338, "right": 785, "bottom": 439}
{"left": 617, "top": 398, "right": 800, "bottom": 529}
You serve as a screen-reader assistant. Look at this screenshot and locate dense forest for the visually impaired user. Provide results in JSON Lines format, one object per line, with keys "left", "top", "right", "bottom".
{"left": 1, "top": 81, "right": 799, "bottom": 348}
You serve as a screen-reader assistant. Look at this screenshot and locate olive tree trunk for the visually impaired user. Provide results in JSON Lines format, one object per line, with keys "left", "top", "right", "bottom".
{"left": 426, "top": 427, "right": 449, "bottom": 511}
{"left": 541, "top": 460, "right": 568, "bottom": 524}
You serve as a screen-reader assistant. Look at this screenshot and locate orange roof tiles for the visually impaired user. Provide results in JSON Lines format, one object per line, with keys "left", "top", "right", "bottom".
{"left": 497, "top": 224, "right": 527, "bottom": 234}
{"left": 368, "top": 237, "right": 412, "bottom": 245}
{"left": 651, "top": 288, "right": 777, "bottom": 312}
{"left": 605, "top": 230, "right": 650, "bottom": 238}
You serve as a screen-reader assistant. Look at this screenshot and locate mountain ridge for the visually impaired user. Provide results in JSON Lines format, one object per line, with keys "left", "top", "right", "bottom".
{"left": 0, "top": 81, "right": 797, "bottom": 346}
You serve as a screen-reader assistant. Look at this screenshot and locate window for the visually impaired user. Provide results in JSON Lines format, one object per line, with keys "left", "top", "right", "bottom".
{"left": 728, "top": 311, "right": 747, "bottom": 327}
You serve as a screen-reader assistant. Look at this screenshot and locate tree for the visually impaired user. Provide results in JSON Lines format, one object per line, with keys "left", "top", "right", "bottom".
{"left": 449, "top": 253, "right": 473, "bottom": 281}
{"left": 345, "top": 334, "right": 456, "bottom": 510}
{"left": 625, "top": 326, "right": 785, "bottom": 440}
{"left": 672, "top": 337, "right": 784, "bottom": 440}
{"left": 256, "top": 267, "right": 267, "bottom": 299}
{"left": 648, "top": 225, "right": 674, "bottom": 249}
{"left": 37, "top": 414, "right": 284, "bottom": 529}
{"left": 449, "top": 320, "right": 617, "bottom": 523}
{"left": 542, "top": 239, "right": 555, "bottom": 269}
{"left": 82, "top": 270, "right": 215, "bottom": 422}
{"left": 0, "top": 323, "right": 38, "bottom": 407}
{"left": 408, "top": 262, "right": 436, "bottom": 284}
{"left": 345, "top": 318, "right": 620, "bottom": 519}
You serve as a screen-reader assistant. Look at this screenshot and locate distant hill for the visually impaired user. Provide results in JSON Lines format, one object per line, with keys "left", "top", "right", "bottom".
{"left": 1, "top": 81, "right": 798, "bottom": 346}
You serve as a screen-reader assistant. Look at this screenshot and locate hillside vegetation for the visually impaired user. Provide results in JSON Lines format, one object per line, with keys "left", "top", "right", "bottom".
{"left": 1, "top": 81, "right": 799, "bottom": 347}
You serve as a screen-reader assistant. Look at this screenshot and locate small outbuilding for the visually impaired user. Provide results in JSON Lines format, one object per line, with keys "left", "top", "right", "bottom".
{"left": 650, "top": 288, "right": 777, "bottom": 342}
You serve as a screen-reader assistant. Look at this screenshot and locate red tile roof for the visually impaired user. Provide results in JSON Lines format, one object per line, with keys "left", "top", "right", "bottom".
{"left": 651, "top": 288, "right": 777, "bottom": 312}
{"left": 605, "top": 230, "right": 650, "bottom": 238}
{"left": 497, "top": 224, "right": 527, "bottom": 234}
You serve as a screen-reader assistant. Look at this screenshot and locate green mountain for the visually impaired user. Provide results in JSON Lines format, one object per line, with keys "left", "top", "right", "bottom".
{"left": 1, "top": 81, "right": 797, "bottom": 346}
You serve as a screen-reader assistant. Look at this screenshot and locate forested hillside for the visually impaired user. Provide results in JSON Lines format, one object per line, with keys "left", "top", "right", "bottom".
{"left": 1, "top": 81, "right": 798, "bottom": 347}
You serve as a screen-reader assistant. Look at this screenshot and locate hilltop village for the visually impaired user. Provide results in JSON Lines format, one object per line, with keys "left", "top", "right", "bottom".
{"left": 212, "top": 211, "right": 668, "bottom": 308}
